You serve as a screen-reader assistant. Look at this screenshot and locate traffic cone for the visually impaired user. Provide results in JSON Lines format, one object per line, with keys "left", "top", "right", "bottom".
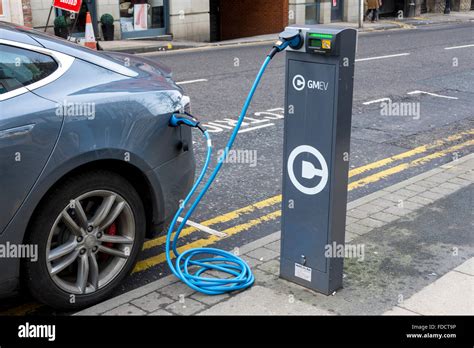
{"left": 84, "top": 12, "right": 97, "bottom": 50}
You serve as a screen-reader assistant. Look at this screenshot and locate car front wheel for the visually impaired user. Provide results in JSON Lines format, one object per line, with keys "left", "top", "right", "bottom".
{"left": 24, "top": 170, "right": 146, "bottom": 310}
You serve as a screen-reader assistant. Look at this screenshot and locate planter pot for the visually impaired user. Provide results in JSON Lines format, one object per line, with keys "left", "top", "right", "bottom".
{"left": 101, "top": 24, "right": 115, "bottom": 41}
{"left": 54, "top": 27, "right": 69, "bottom": 39}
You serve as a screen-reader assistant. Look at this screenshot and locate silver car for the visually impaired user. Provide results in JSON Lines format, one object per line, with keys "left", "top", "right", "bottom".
{"left": 0, "top": 22, "right": 195, "bottom": 309}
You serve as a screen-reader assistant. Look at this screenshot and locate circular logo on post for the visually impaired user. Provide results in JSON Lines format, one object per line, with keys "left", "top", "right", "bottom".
{"left": 292, "top": 74, "right": 305, "bottom": 91}
{"left": 287, "top": 145, "right": 328, "bottom": 195}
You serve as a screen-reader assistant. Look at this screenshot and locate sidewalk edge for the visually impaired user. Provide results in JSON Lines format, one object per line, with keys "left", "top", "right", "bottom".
{"left": 75, "top": 153, "right": 473, "bottom": 315}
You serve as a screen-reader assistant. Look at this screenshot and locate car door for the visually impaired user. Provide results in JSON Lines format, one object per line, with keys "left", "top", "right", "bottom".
{"left": 0, "top": 40, "right": 74, "bottom": 233}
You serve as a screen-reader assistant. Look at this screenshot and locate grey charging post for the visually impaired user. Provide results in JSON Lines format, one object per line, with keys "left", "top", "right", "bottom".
{"left": 280, "top": 26, "right": 357, "bottom": 295}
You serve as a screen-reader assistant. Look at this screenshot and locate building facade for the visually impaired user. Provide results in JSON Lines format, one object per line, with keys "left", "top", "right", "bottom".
{"left": 0, "top": 0, "right": 29, "bottom": 26}
{"left": 6, "top": 0, "right": 474, "bottom": 42}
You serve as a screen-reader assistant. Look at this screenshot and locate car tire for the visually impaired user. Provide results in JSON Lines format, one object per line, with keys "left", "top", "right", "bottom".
{"left": 23, "top": 170, "right": 146, "bottom": 310}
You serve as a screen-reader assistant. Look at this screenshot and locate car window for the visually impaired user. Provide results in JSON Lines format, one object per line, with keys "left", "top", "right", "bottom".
{"left": 0, "top": 44, "right": 58, "bottom": 94}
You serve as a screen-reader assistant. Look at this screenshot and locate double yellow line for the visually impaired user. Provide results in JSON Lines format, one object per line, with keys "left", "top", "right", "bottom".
{"left": 133, "top": 129, "right": 474, "bottom": 273}
{"left": 3, "top": 130, "right": 472, "bottom": 316}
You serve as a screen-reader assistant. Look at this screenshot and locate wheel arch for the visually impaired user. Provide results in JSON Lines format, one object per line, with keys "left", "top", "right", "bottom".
{"left": 23, "top": 159, "right": 163, "bottom": 243}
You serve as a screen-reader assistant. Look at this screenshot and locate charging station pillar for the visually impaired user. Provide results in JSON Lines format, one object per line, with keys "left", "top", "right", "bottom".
{"left": 280, "top": 26, "right": 357, "bottom": 295}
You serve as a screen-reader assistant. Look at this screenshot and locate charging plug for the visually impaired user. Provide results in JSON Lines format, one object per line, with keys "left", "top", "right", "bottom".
{"left": 279, "top": 29, "right": 304, "bottom": 49}
{"left": 169, "top": 113, "right": 200, "bottom": 128}
{"left": 268, "top": 29, "right": 303, "bottom": 58}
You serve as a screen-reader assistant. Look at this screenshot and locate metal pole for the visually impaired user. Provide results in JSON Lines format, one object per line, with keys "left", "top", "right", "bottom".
{"left": 44, "top": 5, "right": 53, "bottom": 32}
{"left": 69, "top": 12, "right": 80, "bottom": 38}
{"left": 359, "top": 0, "right": 364, "bottom": 28}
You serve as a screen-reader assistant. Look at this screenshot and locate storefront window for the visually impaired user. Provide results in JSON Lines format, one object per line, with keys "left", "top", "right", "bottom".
{"left": 119, "top": 0, "right": 168, "bottom": 38}
{"left": 0, "top": 0, "right": 9, "bottom": 20}
{"left": 305, "top": 1, "right": 319, "bottom": 25}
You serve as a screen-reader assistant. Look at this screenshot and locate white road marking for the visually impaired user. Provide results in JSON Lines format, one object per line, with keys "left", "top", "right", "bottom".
{"left": 363, "top": 97, "right": 392, "bottom": 105}
{"left": 238, "top": 123, "right": 275, "bottom": 133}
{"left": 202, "top": 108, "right": 283, "bottom": 133}
{"left": 207, "top": 122, "right": 233, "bottom": 130}
{"left": 177, "top": 217, "right": 227, "bottom": 238}
{"left": 176, "top": 54, "right": 410, "bottom": 87}
{"left": 444, "top": 44, "right": 474, "bottom": 50}
{"left": 176, "top": 79, "right": 208, "bottom": 85}
{"left": 355, "top": 53, "right": 410, "bottom": 62}
{"left": 407, "top": 90, "right": 458, "bottom": 100}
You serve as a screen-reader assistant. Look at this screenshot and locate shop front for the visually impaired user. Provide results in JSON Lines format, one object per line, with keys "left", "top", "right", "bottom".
{"left": 0, "top": 0, "right": 24, "bottom": 25}
{"left": 331, "top": 0, "right": 344, "bottom": 20}
{"left": 119, "top": 0, "right": 169, "bottom": 39}
{"left": 0, "top": 0, "right": 7, "bottom": 20}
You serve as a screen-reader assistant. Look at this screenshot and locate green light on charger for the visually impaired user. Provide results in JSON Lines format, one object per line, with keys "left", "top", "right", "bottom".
{"left": 308, "top": 33, "right": 333, "bottom": 39}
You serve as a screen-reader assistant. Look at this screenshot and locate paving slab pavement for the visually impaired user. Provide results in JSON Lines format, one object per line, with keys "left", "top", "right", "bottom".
{"left": 76, "top": 153, "right": 474, "bottom": 316}
{"left": 384, "top": 261, "right": 474, "bottom": 315}
{"left": 199, "top": 286, "right": 332, "bottom": 315}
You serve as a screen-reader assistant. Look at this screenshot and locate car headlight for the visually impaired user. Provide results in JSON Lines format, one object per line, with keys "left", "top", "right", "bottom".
{"left": 179, "top": 95, "right": 191, "bottom": 114}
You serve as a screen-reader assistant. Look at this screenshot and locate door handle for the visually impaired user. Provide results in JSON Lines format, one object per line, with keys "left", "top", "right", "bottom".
{"left": 0, "top": 124, "right": 36, "bottom": 140}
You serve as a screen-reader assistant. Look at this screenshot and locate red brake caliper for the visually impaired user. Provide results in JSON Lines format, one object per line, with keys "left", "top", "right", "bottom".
{"left": 100, "top": 223, "right": 117, "bottom": 262}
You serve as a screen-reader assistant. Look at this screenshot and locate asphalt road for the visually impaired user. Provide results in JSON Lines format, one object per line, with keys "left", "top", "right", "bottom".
{"left": 2, "top": 22, "right": 473, "bottom": 315}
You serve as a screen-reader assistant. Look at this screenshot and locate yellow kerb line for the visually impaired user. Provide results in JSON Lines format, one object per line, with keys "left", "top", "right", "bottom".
{"left": 4, "top": 132, "right": 472, "bottom": 315}
{"left": 143, "top": 195, "right": 282, "bottom": 249}
{"left": 134, "top": 211, "right": 282, "bottom": 273}
{"left": 134, "top": 138, "right": 473, "bottom": 273}
{"left": 0, "top": 303, "right": 43, "bottom": 316}
{"left": 348, "top": 130, "right": 473, "bottom": 177}
{"left": 348, "top": 139, "right": 474, "bottom": 190}
{"left": 142, "top": 129, "right": 473, "bottom": 251}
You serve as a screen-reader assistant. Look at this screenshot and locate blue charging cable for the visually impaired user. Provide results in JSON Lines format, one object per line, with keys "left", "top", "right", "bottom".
{"left": 166, "top": 31, "right": 302, "bottom": 295}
